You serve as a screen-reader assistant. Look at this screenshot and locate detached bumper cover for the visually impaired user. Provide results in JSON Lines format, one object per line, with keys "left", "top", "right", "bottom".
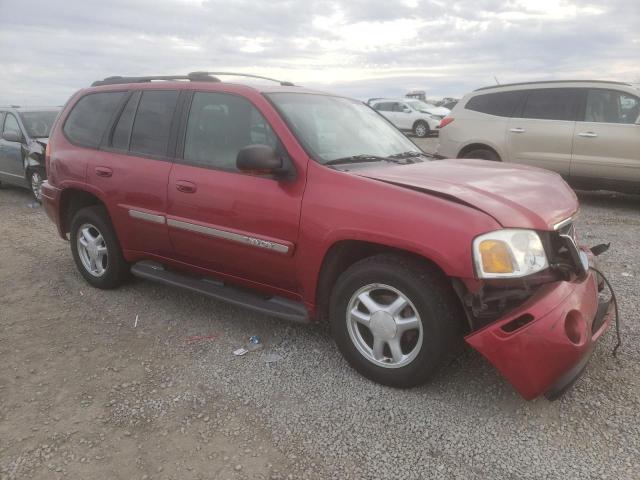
{"left": 40, "top": 181, "right": 65, "bottom": 239}
{"left": 465, "top": 268, "right": 613, "bottom": 400}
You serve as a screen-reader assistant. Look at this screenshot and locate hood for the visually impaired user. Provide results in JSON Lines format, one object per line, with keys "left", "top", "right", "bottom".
{"left": 31, "top": 138, "right": 48, "bottom": 150}
{"left": 356, "top": 159, "right": 578, "bottom": 231}
{"left": 423, "top": 106, "right": 450, "bottom": 117}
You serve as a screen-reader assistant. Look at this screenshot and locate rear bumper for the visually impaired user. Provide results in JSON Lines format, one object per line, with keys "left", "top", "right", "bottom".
{"left": 465, "top": 266, "right": 613, "bottom": 400}
{"left": 40, "top": 181, "right": 66, "bottom": 239}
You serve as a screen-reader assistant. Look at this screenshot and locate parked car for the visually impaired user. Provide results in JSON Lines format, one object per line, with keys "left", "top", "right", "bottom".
{"left": 369, "top": 98, "right": 447, "bottom": 137}
{"left": 41, "top": 72, "right": 613, "bottom": 400}
{"left": 0, "top": 106, "right": 60, "bottom": 201}
{"left": 436, "top": 80, "right": 640, "bottom": 193}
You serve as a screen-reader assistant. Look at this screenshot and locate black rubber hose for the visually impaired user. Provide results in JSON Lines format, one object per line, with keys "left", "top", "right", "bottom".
{"left": 589, "top": 266, "right": 622, "bottom": 357}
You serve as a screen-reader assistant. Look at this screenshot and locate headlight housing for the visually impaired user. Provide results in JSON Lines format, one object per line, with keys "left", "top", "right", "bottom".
{"left": 473, "top": 229, "right": 548, "bottom": 279}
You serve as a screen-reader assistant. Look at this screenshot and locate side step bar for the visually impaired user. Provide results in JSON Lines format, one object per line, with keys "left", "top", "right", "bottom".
{"left": 130, "top": 261, "right": 310, "bottom": 323}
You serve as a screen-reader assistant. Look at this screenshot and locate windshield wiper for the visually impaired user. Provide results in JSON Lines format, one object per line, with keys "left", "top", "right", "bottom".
{"left": 325, "top": 155, "right": 402, "bottom": 166}
{"left": 387, "top": 151, "right": 432, "bottom": 161}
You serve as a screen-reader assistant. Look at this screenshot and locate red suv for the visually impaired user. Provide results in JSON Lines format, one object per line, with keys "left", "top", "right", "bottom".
{"left": 41, "top": 72, "right": 613, "bottom": 400}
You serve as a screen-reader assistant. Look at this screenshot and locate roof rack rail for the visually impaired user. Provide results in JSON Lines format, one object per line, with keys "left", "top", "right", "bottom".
{"left": 91, "top": 74, "right": 221, "bottom": 87}
{"left": 187, "top": 71, "right": 295, "bottom": 87}
{"left": 91, "top": 72, "right": 295, "bottom": 87}
{"left": 475, "top": 79, "right": 632, "bottom": 91}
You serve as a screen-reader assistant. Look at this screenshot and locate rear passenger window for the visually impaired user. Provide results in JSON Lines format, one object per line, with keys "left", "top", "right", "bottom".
{"left": 520, "top": 89, "right": 579, "bottom": 121}
{"left": 111, "top": 92, "right": 140, "bottom": 150}
{"left": 64, "top": 92, "right": 126, "bottom": 147}
{"left": 129, "top": 90, "right": 179, "bottom": 156}
{"left": 465, "top": 91, "right": 523, "bottom": 117}
{"left": 183, "top": 92, "right": 279, "bottom": 171}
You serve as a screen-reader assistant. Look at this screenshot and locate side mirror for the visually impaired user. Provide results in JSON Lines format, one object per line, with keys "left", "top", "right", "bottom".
{"left": 237, "top": 144, "right": 285, "bottom": 177}
{"left": 2, "top": 130, "right": 22, "bottom": 143}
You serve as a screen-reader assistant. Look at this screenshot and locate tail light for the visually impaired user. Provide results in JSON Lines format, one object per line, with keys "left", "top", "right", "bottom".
{"left": 45, "top": 142, "right": 51, "bottom": 174}
{"left": 439, "top": 117, "right": 454, "bottom": 129}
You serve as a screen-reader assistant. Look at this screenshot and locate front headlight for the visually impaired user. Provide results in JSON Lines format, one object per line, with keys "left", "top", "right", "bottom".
{"left": 473, "top": 229, "right": 548, "bottom": 279}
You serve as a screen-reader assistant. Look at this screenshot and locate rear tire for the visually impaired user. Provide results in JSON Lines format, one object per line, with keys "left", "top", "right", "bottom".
{"left": 461, "top": 148, "right": 500, "bottom": 161}
{"left": 70, "top": 205, "right": 129, "bottom": 289}
{"left": 413, "top": 121, "right": 430, "bottom": 138}
{"left": 330, "top": 254, "right": 463, "bottom": 388}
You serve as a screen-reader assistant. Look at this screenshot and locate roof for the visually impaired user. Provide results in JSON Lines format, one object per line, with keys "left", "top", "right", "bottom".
{"left": 0, "top": 106, "right": 61, "bottom": 112}
{"left": 475, "top": 80, "right": 633, "bottom": 92}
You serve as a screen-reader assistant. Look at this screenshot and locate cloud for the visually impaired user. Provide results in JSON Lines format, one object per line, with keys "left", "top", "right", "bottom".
{"left": 0, "top": 0, "right": 637, "bottom": 105}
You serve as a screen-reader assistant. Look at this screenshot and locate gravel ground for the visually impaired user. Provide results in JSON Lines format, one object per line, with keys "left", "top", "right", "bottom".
{"left": 1, "top": 177, "right": 639, "bottom": 479}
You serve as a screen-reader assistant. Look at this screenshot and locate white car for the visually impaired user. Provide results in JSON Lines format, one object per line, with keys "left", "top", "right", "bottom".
{"left": 436, "top": 80, "right": 640, "bottom": 193}
{"left": 369, "top": 98, "right": 449, "bottom": 138}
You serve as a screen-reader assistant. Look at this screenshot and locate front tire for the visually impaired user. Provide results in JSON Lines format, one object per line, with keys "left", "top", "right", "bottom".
{"left": 413, "top": 121, "right": 430, "bottom": 138}
{"left": 330, "top": 254, "right": 463, "bottom": 388}
{"left": 70, "top": 205, "right": 129, "bottom": 289}
{"left": 28, "top": 168, "right": 45, "bottom": 202}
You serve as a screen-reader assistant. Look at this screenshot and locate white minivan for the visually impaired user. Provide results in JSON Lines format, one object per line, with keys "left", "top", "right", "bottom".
{"left": 436, "top": 80, "right": 640, "bottom": 193}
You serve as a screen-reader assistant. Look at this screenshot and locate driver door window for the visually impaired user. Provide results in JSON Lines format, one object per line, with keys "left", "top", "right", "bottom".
{"left": 3, "top": 114, "right": 21, "bottom": 138}
{"left": 183, "top": 92, "right": 279, "bottom": 171}
{"left": 584, "top": 89, "right": 639, "bottom": 124}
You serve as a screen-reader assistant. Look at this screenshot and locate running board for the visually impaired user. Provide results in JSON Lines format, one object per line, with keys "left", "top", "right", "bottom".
{"left": 130, "top": 261, "right": 310, "bottom": 323}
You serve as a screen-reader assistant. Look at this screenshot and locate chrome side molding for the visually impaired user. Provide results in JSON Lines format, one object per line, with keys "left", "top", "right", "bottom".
{"left": 167, "top": 218, "right": 290, "bottom": 254}
{"left": 128, "top": 209, "right": 166, "bottom": 224}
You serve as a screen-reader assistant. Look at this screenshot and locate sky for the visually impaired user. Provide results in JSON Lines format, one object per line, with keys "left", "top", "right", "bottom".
{"left": 0, "top": 0, "right": 638, "bottom": 106}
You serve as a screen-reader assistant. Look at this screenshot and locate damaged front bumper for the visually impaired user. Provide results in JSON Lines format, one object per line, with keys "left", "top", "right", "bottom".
{"left": 465, "top": 260, "right": 613, "bottom": 400}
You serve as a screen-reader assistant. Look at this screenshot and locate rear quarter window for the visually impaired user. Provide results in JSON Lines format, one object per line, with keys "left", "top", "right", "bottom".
{"left": 63, "top": 91, "right": 126, "bottom": 148}
{"left": 465, "top": 91, "right": 524, "bottom": 117}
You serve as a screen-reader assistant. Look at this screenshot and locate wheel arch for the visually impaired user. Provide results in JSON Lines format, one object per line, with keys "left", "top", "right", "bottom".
{"left": 457, "top": 142, "right": 502, "bottom": 160}
{"left": 315, "top": 240, "right": 455, "bottom": 322}
{"left": 59, "top": 188, "right": 109, "bottom": 238}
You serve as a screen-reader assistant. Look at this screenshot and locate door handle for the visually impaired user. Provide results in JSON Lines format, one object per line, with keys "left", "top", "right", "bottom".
{"left": 175, "top": 180, "right": 197, "bottom": 193}
{"left": 95, "top": 166, "right": 113, "bottom": 177}
{"left": 578, "top": 132, "right": 598, "bottom": 138}
{"left": 509, "top": 127, "right": 525, "bottom": 133}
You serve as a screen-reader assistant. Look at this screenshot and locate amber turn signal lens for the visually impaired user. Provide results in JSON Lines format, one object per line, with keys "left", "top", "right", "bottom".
{"left": 479, "top": 239, "right": 515, "bottom": 274}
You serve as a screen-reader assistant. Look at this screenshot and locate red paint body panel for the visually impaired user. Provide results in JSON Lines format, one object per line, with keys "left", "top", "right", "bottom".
{"left": 465, "top": 266, "right": 613, "bottom": 400}
{"left": 41, "top": 79, "right": 612, "bottom": 400}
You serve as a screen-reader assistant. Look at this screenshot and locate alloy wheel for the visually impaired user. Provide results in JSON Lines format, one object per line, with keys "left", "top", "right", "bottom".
{"left": 30, "top": 170, "right": 43, "bottom": 202}
{"left": 76, "top": 223, "right": 109, "bottom": 277}
{"left": 346, "top": 283, "right": 423, "bottom": 368}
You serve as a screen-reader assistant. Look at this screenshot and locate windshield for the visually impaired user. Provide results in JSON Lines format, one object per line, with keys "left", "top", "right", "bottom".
{"left": 18, "top": 110, "right": 60, "bottom": 138}
{"left": 266, "top": 93, "right": 419, "bottom": 164}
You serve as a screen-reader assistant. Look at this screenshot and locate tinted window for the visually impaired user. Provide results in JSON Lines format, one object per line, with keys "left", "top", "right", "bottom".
{"left": 3, "top": 113, "right": 20, "bottom": 135}
{"left": 183, "top": 92, "right": 279, "bottom": 171}
{"left": 111, "top": 92, "right": 140, "bottom": 150}
{"left": 392, "top": 103, "right": 408, "bottom": 112}
{"left": 64, "top": 92, "right": 126, "bottom": 147}
{"left": 465, "top": 91, "right": 523, "bottom": 117}
{"left": 584, "top": 89, "right": 640, "bottom": 124}
{"left": 520, "top": 89, "right": 579, "bottom": 121}
{"left": 130, "top": 90, "right": 179, "bottom": 156}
